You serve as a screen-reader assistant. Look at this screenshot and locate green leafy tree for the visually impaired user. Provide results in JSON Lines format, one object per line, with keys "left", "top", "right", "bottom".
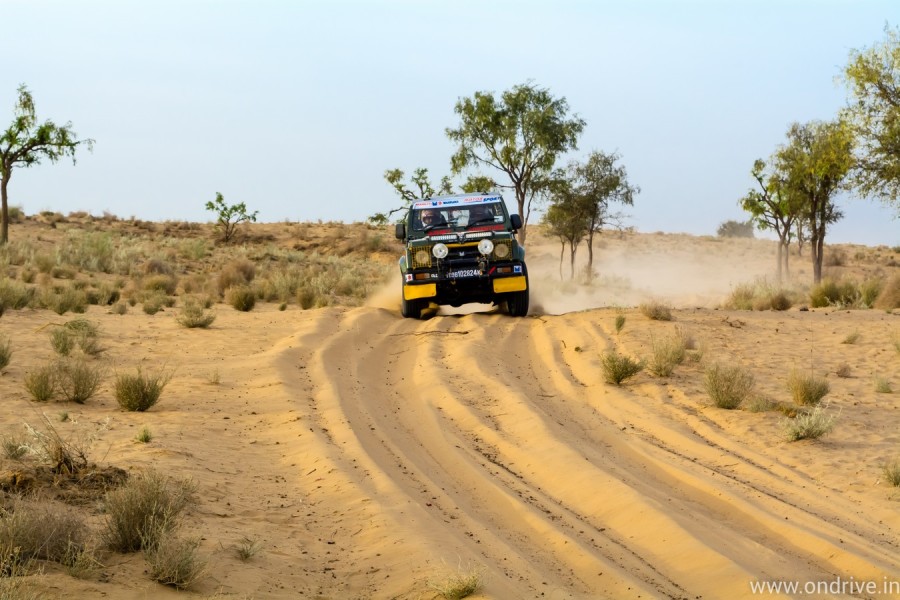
{"left": 566, "top": 151, "right": 637, "bottom": 281}
{"left": 842, "top": 25, "right": 900, "bottom": 214}
{"left": 446, "top": 82, "right": 585, "bottom": 245}
{"left": 739, "top": 159, "right": 803, "bottom": 281}
{"left": 369, "top": 167, "right": 454, "bottom": 225}
{"left": 542, "top": 178, "right": 588, "bottom": 280}
{"left": 775, "top": 120, "right": 854, "bottom": 283}
{"left": 0, "top": 84, "right": 93, "bottom": 244}
{"left": 205, "top": 192, "right": 258, "bottom": 243}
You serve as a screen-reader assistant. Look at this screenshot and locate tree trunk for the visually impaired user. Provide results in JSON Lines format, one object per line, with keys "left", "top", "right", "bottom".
{"left": 558, "top": 241, "right": 564, "bottom": 281}
{"left": 569, "top": 242, "right": 577, "bottom": 280}
{"left": 586, "top": 230, "right": 595, "bottom": 283}
{"left": 515, "top": 184, "right": 528, "bottom": 246}
{"left": 1, "top": 170, "right": 10, "bottom": 245}
{"left": 814, "top": 235, "right": 825, "bottom": 283}
{"left": 775, "top": 239, "right": 783, "bottom": 283}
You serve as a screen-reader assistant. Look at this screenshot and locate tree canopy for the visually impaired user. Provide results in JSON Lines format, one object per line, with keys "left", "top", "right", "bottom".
{"left": 842, "top": 25, "right": 900, "bottom": 213}
{"left": 0, "top": 84, "right": 93, "bottom": 244}
{"left": 446, "top": 82, "right": 585, "bottom": 245}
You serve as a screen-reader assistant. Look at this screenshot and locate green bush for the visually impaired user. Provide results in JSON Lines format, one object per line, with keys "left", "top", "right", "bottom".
{"left": 24, "top": 363, "right": 57, "bottom": 402}
{"left": 176, "top": 300, "right": 216, "bottom": 328}
{"left": 600, "top": 351, "right": 644, "bottom": 385}
{"left": 716, "top": 219, "right": 755, "bottom": 238}
{"left": 55, "top": 359, "right": 103, "bottom": 404}
{"left": 647, "top": 334, "right": 686, "bottom": 377}
{"left": 0, "top": 337, "right": 10, "bottom": 371}
{"left": 226, "top": 284, "right": 256, "bottom": 311}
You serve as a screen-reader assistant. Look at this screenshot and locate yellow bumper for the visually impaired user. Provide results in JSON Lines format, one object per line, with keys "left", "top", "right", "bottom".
{"left": 493, "top": 276, "right": 527, "bottom": 293}
{"left": 403, "top": 283, "right": 437, "bottom": 300}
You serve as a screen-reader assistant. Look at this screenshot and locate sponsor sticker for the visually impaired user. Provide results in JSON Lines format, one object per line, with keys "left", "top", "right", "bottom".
{"left": 513, "top": 265, "right": 522, "bottom": 274}
{"left": 405, "top": 274, "right": 413, "bottom": 282}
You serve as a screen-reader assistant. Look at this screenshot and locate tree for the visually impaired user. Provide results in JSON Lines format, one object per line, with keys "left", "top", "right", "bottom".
{"left": 205, "top": 192, "right": 258, "bottom": 243}
{"left": 739, "top": 159, "right": 802, "bottom": 281}
{"left": 0, "top": 84, "right": 93, "bottom": 244}
{"left": 775, "top": 120, "right": 854, "bottom": 283}
{"left": 542, "top": 176, "right": 588, "bottom": 280}
{"left": 369, "top": 167, "right": 454, "bottom": 225}
{"left": 566, "top": 151, "right": 637, "bottom": 281}
{"left": 446, "top": 82, "right": 585, "bottom": 246}
{"left": 842, "top": 25, "right": 900, "bottom": 214}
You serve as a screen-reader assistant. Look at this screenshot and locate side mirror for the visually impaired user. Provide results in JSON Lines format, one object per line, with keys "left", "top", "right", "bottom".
{"left": 394, "top": 223, "right": 406, "bottom": 240}
{"left": 509, "top": 214, "right": 522, "bottom": 231}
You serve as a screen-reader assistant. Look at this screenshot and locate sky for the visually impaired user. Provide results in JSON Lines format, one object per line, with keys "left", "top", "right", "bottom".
{"left": 2, "top": 0, "right": 899, "bottom": 246}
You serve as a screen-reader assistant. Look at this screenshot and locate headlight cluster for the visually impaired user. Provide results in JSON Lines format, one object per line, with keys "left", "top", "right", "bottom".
{"left": 432, "top": 243, "right": 449, "bottom": 259}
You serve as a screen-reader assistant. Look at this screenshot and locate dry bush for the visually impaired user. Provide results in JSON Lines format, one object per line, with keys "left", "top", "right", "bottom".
{"left": 1, "top": 432, "right": 28, "bottom": 460}
{"left": 234, "top": 535, "right": 262, "bottom": 561}
{"left": 787, "top": 370, "right": 830, "bottom": 406}
{"left": 705, "top": 363, "right": 754, "bottom": 409}
{"left": 809, "top": 278, "right": 862, "bottom": 308}
{"left": 114, "top": 368, "right": 171, "bottom": 412}
{"left": 144, "top": 533, "right": 207, "bottom": 590}
{"left": 176, "top": 299, "right": 216, "bottom": 329}
{"left": 783, "top": 404, "right": 837, "bottom": 441}
{"left": 135, "top": 426, "right": 153, "bottom": 444}
{"left": 0, "top": 279, "right": 33, "bottom": 312}
{"left": 841, "top": 331, "right": 860, "bottom": 344}
{"left": 50, "top": 327, "right": 75, "bottom": 356}
{"left": 647, "top": 334, "right": 686, "bottom": 377}
{"left": 0, "top": 500, "right": 88, "bottom": 564}
{"left": 142, "top": 258, "right": 174, "bottom": 276}
{"left": 614, "top": 314, "right": 625, "bottom": 333}
{"left": 102, "top": 469, "right": 195, "bottom": 553}
{"left": 22, "top": 417, "right": 93, "bottom": 475}
{"left": 600, "top": 351, "right": 644, "bottom": 385}
{"left": 874, "top": 274, "right": 900, "bottom": 310}
{"left": 217, "top": 259, "right": 256, "bottom": 295}
{"left": 883, "top": 458, "right": 900, "bottom": 487}
{"left": 835, "top": 363, "right": 852, "bottom": 378}
{"left": 875, "top": 377, "right": 893, "bottom": 394}
{"left": 24, "top": 363, "right": 57, "bottom": 402}
{"left": 0, "top": 337, "right": 10, "bottom": 371}
{"left": 429, "top": 565, "right": 483, "bottom": 600}
{"left": 55, "top": 359, "right": 104, "bottom": 404}
{"left": 40, "top": 285, "right": 88, "bottom": 315}
{"left": 142, "top": 274, "right": 177, "bottom": 295}
{"left": 225, "top": 285, "right": 256, "bottom": 311}
{"left": 639, "top": 300, "right": 673, "bottom": 321}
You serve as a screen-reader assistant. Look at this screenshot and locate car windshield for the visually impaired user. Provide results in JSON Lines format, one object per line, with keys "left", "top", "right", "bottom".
{"left": 413, "top": 205, "right": 502, "bottom": 231}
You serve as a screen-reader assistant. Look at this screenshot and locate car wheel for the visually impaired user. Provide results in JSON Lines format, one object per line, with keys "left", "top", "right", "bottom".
{"left": 506, "top": 284, "right": 529, "bottom": 317}
{"left": 401, "top": 288, "right": 424, "bottom": 319}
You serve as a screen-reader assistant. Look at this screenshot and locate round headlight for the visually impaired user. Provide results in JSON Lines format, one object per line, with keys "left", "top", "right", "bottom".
{"left": 477, "top": 239, "right": 494, "bottom": 256}
{"left": 493, "top": 242, "right": 510, "bottom": 259}
{"left": 432, "top": 243, "right": 449, "bottom": 259}
{"left": 414, "top": 249, "right": 430, "bottom": 265}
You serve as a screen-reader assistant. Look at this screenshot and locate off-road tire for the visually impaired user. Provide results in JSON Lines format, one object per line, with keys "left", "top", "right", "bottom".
{"left": 401, "top": 288, "right": 425, "bottom": 319}
{"left": 506, "top": 282, "right": 529, "bottom": 317}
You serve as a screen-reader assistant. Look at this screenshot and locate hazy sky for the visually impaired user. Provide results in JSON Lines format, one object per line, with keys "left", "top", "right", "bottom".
{"left": 3, "top": 0, "right": 898, "bottom": 245}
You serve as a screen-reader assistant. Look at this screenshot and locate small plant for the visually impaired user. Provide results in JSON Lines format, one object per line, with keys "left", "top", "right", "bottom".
{"left": 705, "top": 363, "right": 754, "bottom": 409}
{"left": 102, "top": 469, "right": 195, "bottom": 553}
{"left": 647, "top": 334, "right": 686, "bottom": 377}
{"left": 875, "top": 377, "right": 893, "bottom": 394}
{"left": 135, "top": 426, "right": 153, "bottom": 443}
{"left": 205, "top": 192, "right": 258, "bottom": 243}
{"left": 835, "top": 363, "right": 852, "bottom": 378}
{"left": 176, "top": 300, "right": 216, "bottom": 328}
{"left": 600, "top": 351, "right": 644, "bottom": 385}
{"left": 0, "top": 500, "right": 88, "bottom": 564}
{"left": 429, "top": 565, "right": 483, "bottom": 600}
{"left": 841, "top": 331, "right": 860, "bottom": 344}
{"left": 23, "top": 416, "right": 92, "bottom": 475}
{"left": 0, "top": 337, "right": 10, "bottom": 370}
{"left": 226, "top": 284, "right": 256, "bottom": 311}
{"left": 50, "top": 327, "right": 75, "bottom": 356}
{"left": 206, "top": 369, "right": 221, "bottom": 385}
{"left": 639, "top": 300, "right": 673, "bottom": 321}
{"left": 783, "top": 404, "right": 837, "bottom": 441}
{"left": 114, "top": 368, "right": 172, "bottom": 412}
{"left": 24, "top": 363, "right": 57, "bottom": 402}
{"left": 1, "top": 433, "right": 27, "bottom": 460}
{"left": 56, "top": 359, "right": 104, "bottom": 404}
{"left": 144, "top": 533, "right": 207, "bottom": 590}
{"left": 787, "top": 370, "right": 830, "bottom": 406}
{"left": 883, "top": 458, "right": 900, "bottom": 487}
{"left": 614, "top": 314, "right": 625, "bottom": 333}
{"left": 234, "top": 535, "right": 262, "bottom": 561}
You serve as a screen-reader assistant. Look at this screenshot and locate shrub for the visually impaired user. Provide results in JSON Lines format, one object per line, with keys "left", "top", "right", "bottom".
{"left": 783, "top": 404, "right": 837, "bottom": 441}
{"left": 859, "top": 278, "right": 883, "bottom": 308}
{"left": 614, "top": 314, "right": 625, "bottom": 333}
{"left": 429, "top": 566, "right": 482, "bottom": 600}
{"left": 102, "top": 469, "right": 195, "bottom": 553}
{"left": 787, "top": 370, "right": 830, "bottom": 406}
{"left": 142, "top": 274, "right": 177, "bottom": 295}
{"left": 56, "top": 359, "right": 104, "bottom": 404}
{"left": 647, "top": 334, "right": 686, "bottom": 377}
{"left": 114, "top": 368, "right": 171, "bottom": 411}
{"left": 135, "top": 427, "right": 153, "bottom": 444}
{"left": 144, "top": 533, "right": 207, "bottom": 590}
{"left": 41, "top": 285, "right": 88, "bottom": 315}
{"left": 600, "top": 351, "right": 644, "bottom": 385}
{"left": 875, "top": 377, "right": 893, "bottom": 394}
{"left": 226, "top": 284, "right": 256, "bottom": 311}
{"left": 835, "top": 363, "right": 852, "bottom": 378}
{"left": 23, "top": 417, "right": 91, "bottom": 475}
{"left": 142, "top": 258, "right": 174, "bottom": 276}
{"left": 841, "top": 331, "right": 860, "bottom": 344}
{"left": 176, "top": 300, "right": 216, "bottom": 328}
{"left": 1, "top": 432, "right": 27, "bottom": 460}
{"left": 639, "top": 301, "right": 673, "bottom": 321}
{"left": 217, "top": 258, "right": 256, "bottom": 294}
{"left": 716, "top": 219, "right": 755, "bottom": 238}
{"left": 809, "top": 278, "right": 859, "bottom": 308}
{"left": 234, "top": 535, "right": 262, "bottom": 561}
{"left": 50, "top": 327, "right": 75, "bottom": 356}
{"left": 705, "top": 363, "right": 754, "bottom": 409}
{"left": 874, "top": 274, "right": 900, "bottom": 310}
{"left": 142, "top": 292, "right": 167, "bottom": 315}
{"left": 0, "top": 501, "right": 88, "bottom": 564}
{"left": 0, "top": 337, "right": 10, "bottom": 371}
{"left": 24, "top": 363, "right": 57, "bottom": 402}
{"left": 0, "top": 278, "right": 33, "bottom": 311}
{"left": 883, "top": 458, "right": 900, "bottom": 487}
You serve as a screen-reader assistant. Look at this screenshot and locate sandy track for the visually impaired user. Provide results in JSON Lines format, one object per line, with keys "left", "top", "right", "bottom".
{"left": 2, "top": 302, "right": 898, "bottom": 599}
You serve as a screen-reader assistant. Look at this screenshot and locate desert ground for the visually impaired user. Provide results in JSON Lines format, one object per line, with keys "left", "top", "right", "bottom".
{"left": 0, "top": 215, "right": 899, "bottom": 599}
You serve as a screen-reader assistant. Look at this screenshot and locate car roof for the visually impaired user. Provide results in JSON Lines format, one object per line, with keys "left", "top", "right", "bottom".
{"left": 411, "top": 193, "right": 503, "bottom": 209}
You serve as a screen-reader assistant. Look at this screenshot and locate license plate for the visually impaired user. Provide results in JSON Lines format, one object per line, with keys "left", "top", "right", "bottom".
{"left": 448, "top": 268, "right": 480, "bottom": 278}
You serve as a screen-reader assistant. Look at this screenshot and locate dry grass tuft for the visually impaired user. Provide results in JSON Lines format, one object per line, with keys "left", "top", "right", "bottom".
{"left": 783, "top": 404, "right": 837, "bottom": 441}
{"left": 873, "top": 273, "right": 900, "bottom": 310}
{"left": 639, "top": 300, "right": 673, "bottom": 321}
{"left": 234, "top": 535, "right": 262, "bottom": 561}
{"left": 705, "top": 363, "right": 754, "bottom": 409}
{"left": 0, "top": 500, "right": 88, "bottom": 564}
{"left": 429, "top": 565, "right": 483, "bottom": 600}
{"left": 55, "top": 359, "right": 104, "bottom": 404}
{"left": 144, "top": 533, "right": 207, "bottom": 590}
{"left": 0, "top": 337, "right": 11, "bottom": 371}
{"left": 225, "top": 285, "right": 256, "bottom": 312}
{"left": 114, "top": 368, "right": 171, "bottom": 412}
{"left": 883, "top": 458, "right": 900, "bottom": 487}
{"left": 600, "top": 351, "right": 644, "bottom": 385}
{"left": 647, "top": 333, "right": 686, "bottom": 377}
{"left": 787, "top": 370, "right": 830, "bottom": 406}
{"left": 176, "top": 298, "right": 216, "bottom": 328}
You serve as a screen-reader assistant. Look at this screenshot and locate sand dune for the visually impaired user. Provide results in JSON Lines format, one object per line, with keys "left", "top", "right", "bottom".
{"left": 1, "top": 229, "right": 899, "bottom": 599}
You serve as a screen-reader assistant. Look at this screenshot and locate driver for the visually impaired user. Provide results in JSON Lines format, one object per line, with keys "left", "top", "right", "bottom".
{"left": 469, "top": 205, "right": 493, "bottom": 224}
{"left": 420, "top": 209, "right": 444, "bottom": 228}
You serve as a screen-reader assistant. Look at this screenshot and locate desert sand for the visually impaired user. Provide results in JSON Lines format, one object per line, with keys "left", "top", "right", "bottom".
{"left": 0, "top": 222, "right": 898, "bottom": 599}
